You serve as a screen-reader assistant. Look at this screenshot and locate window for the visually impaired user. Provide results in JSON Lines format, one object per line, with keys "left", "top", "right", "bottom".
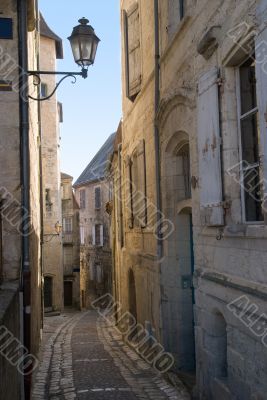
{"left": 237, "top": 58, "right": 263, "bottom": 222}
{"left": 123, "top": 5, "right": 142, "bottom": 101}
{"left": 80, "top": 189, "right": 86, "bottom": 209}
{"left": 128, "top": 140, "right": 147, "bottom": 228}
{"left": 180, "top": 143, "right": 191, "bottom": 199}
{"left": 45, "top": 189, "right": 52, "bottom": 212}
{"left": 93, "top": 224, "right": 103, "bottom": 246}
{"left": 41, "top": 83, "right": 48, "bottom": 98}
{"left": 80, "top": 226, "right": 85, "bottom": 245}
{"left": 95, "top": 187, "right": 101, "bottom": 209}
{"left": 63, "top": 217, "right": 72, "bottom": 234}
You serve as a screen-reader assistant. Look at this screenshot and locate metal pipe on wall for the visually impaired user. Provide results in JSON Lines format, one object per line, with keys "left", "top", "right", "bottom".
{"left": 17, "top": 0, "right": 31, "bottom": 398}
{"left": 153, "top": 0, "right": 162, "bottom": 260}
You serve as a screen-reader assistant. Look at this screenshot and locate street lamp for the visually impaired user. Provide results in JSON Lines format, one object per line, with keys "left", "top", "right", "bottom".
{"left": 28, "top": 18, "right": 100, "bottom": 101}
{"left": 68, "top": 18, "right": 100, "bottom": 73}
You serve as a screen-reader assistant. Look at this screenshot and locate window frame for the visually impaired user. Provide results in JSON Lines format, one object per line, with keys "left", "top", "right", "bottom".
{"left": 80, "top": 189, "right": 86, "bottom": 210}
{"left": 63, "top": 217, "right": 73, "bottom": 234}
{"left": 236, "top": 58, "right": 264, "bottom": 224}
{"left": 80, "top": 226, "right": 85, "bottom": 245}
{"left": 94, "top": 186, "right": 101, "bottom": 210}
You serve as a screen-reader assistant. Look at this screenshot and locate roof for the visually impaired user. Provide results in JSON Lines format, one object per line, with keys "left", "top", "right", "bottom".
{"left": 40, "top": 13, "right": 64, "bottom": 59}
{"left": 74, "top": 133, "right": 116, "bottom": 187}
{"left": 61, "top": 172, "right": 73, "bottom": 181}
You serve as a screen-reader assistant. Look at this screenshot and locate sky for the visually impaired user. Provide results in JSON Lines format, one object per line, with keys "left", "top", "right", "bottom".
{"left": 39, "top": 0, "right": 122, "bottom": 182}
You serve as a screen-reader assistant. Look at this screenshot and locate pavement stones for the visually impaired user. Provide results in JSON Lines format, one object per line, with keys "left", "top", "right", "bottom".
{"left": 32, "top": 311, "right": 190, "bottom": 400}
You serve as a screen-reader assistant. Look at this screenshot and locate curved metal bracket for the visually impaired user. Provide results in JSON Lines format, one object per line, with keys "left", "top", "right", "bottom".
{"left": 27, "top": 68, "right": 88, "bottom": 101}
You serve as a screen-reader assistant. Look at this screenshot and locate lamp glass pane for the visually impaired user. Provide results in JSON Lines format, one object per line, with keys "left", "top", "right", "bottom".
{"left": 79, "top": 34, "right": 94, "bottom": 65}
{"left": 69, "top": 36, "right": 82, "bottom": 65}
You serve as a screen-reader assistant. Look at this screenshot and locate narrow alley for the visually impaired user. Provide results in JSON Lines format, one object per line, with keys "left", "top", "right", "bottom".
{"left": 32, "top": 312, "right": 189, "bottom": 400}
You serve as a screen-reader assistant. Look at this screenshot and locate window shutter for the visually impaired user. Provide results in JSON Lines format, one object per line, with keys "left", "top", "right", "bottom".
{"left": 124, "top": 5, "right": 141, "bottom": 100}
{"left": 137, "top": 139, "right": 147, "bottom": 227}
{"left": 95, "top": 187, "right": 101, "bottom": 209}
{"left": 100, "top": 225, "right": 104, "bottom": 247}
{"left": 92, "top": 225, "right": 96, "bottom": 245}
{"left": 255, "top": 2, "right": 267, "bottom": 221}
{"left": 197, "top": 67, "right": 224, "bottom": 226}
{"left": 126, "top": 156, "right": 134, "bottom": 228}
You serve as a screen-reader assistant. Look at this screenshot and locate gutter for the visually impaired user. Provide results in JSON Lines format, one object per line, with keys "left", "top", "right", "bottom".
{"left": 153, "top": 0, "right": 162, "bottom": 259}
{"left": 17, "top": 0, "right": 31, "bottom": 398}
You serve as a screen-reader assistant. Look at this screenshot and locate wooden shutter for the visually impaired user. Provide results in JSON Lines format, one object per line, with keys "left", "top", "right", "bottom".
{"left": 95, "top": 187, "right": 101, "bottom": 209}
{"left": 136, "top": 139, "right": 147, "bottom": 227}
{"left": 124, "top": 5, "right": 141, "bottom": 100}
{"left": 92, "top": 225, "right": 96, "bottom": 245}
{"left": 100, "top": 225, "right": 104, "bottom": 247}
{"left": 125, "top": 156, "right": 134, "bottom": 228}
{"left": 197, "top": 67, "right": 224, "bottom": 226}
{"left": 255, "top": 0, "right": 267, "bottom": 221}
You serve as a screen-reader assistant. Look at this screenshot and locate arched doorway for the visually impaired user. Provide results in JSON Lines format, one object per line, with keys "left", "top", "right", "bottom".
{"left": 161, "top": 129, "right": 196, "bottom": 376}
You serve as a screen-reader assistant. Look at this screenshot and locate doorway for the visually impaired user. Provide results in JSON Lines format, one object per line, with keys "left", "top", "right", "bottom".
{"left": 176, "top": 210, "right": 196, "bottom": 372}
{"left": 64, "top": 281, "right": 73, "bottom": 307}
{"left": 44, "top": 276, "right": 53, "bottom": 309}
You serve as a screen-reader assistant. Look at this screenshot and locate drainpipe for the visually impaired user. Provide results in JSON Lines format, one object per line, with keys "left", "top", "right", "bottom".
{"left": 35, "top": 1, "right": 44, "bottom": 329}
{"left": 17, "top": 0, "right": 31, "bottom": 398}
{"left": 153, "top": 0, "right": 162, "bottom": 259}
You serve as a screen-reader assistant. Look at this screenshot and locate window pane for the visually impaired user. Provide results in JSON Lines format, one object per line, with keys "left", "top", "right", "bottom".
{"left": 95, "top": 187, "right": 101, "bottom": 209}
{"left": 241, "top": 112, "right": 260, "bottom": 165}
{"left": 95, "top": 224, "right": 101, "bottom": 245}
{"left": 243, "top": 167, "right": 264, "bottom": 221}
{"left": 240, "top": 58, "right": 257, "bottom": 115}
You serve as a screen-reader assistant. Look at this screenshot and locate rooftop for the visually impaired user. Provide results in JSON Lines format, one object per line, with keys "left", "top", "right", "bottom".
{"left": 40, "top": 13, "right": 64, "bottom": 59}
{"left": 74, "top": 133, "right": 116, "bottom": 187}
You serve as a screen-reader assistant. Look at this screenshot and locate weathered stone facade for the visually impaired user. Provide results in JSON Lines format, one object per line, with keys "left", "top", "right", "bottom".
{"left": 40, "top": 16, "right": 64, "bottom": 313}
{"left": 61, "top": 173, "right": 81, "bottom": 309}
{"left": 112, "top": 0, "right": 267, "bottom": 399}
{"left": 0, "top": 0, "right": 42, "bottom": 397}
{"left": 74, "top": 134, "right": 114, "bottom": 308}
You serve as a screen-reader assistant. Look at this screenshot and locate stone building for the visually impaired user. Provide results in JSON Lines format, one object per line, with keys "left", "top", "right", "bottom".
{"left": 0, "top": 1, "right": 42, "bottom": 398}
{"left": 112, "top": 0, "right": 267, "bottom": 398}
{"left": 40, "top": 14, "right": 64, "bottom": 313}
{"left": 74, "top": 133, "right": 115, "bottom": 308}
{"left": 61, "top": 172, "right": 81, "bottom": 309}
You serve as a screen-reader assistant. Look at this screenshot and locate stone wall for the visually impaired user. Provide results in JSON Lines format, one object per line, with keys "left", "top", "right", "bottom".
{"left": 116, "top": 0, "right": 267, "bottom": 398}
{"left": 40, "top": 34, "right": 63, "bottom": 312}
{"left": 61, "top": 174, "right": 81, "bottom": 309}
{"left": 75, "top": 178, "right": 112, "bottom": 308}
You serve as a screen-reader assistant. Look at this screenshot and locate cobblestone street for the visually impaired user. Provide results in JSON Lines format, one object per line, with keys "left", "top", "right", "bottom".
{"left": 32, "top": 311, "right": 190, "bottom": 400}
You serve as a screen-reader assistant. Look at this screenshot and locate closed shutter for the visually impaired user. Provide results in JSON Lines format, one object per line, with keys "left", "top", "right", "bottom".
{"left": 255, "top": 1, "right": 267, "bottom": 221}
{"left": 136, "top": 139, "right": 147, "bottom": 227}
{"left": 197, "top": 67, "right": 224, "bottom": 226}
{"left": 100, "top": 225, "right": 104, "bottom": 246}
{"left": 126, "top": 156, "right": 134, "bottom": 228}
{"left": 92, "top": 225, "right": 96, "bottom": 245}
{"left": 124, "top": 5, "right": 141, "bottom": 100}
{"left": 95, "top": 187, "right": 101, "bottom": 209}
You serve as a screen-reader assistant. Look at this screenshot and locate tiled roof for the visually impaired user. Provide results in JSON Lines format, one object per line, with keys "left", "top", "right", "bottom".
{"left": 74, "top": 133, "right": 116, "bottom": 187}
{"left": 40, "top": 13, "right": 63, "bottom": 59}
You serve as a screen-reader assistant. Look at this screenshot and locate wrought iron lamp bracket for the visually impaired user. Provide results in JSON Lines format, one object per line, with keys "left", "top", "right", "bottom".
{"left": 27, "top": 68, "right": 88, "bottom": 101}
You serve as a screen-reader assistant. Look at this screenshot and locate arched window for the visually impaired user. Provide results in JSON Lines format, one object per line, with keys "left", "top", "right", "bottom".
{"left": 177, "top": 142, "right": 191, "bottom": 199}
